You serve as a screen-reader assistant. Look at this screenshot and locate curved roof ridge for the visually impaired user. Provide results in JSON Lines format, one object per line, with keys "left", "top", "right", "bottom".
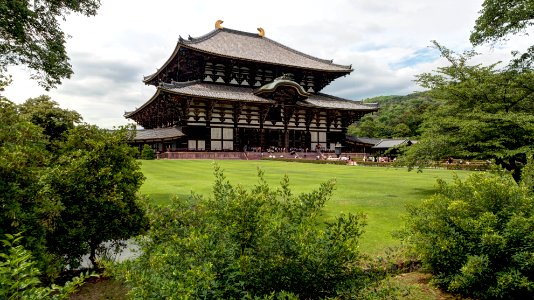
{"left": 314, "top": 92, "right": 361, "bottom": 103}
{"left": 262, "top": 35, "right": 349, "bottom": 69}
{"left": 144, "top": 27, "right": 353, "bottom": 84}
{"left": 180, "top": 28, "right": 221, "bottom": 44}
{"left": 160, "top": 80, "right": 201, "bottom": 89}
{"left": 183, "top": 28, "right": 349, "bottom": 68}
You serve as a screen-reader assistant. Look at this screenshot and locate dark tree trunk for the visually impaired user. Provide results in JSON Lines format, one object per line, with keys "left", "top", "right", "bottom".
{"left": 496, "top": 157, "right": 524, "bottom": 183}
{"left": 89, "top": 240, "right": 98, "bottom": 269}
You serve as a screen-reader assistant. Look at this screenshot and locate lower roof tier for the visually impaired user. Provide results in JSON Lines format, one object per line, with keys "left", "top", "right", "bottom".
{"left": 126, "top": 80, "right": 377, "bottom": 121}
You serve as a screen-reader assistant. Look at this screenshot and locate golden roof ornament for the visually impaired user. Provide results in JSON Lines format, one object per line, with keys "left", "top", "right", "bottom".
{"left": 257, "top": 27, "right": 265, "bottom": 37}
{"left": 215, "top": 20, "right": 224, "bottom": 29}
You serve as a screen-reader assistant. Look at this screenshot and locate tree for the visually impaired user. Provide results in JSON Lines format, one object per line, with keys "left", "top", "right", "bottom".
{"left": 399, "top": 42, "right": 534, "bottom": 181}
{"left": 112, "top": 166, "right": 378, "bottom": 299}
{"left": 348, "top": 92, "right": 439, "bottom": 138}
{"left": 0, "top": 0, "right": 101, "bottom": 89}
{"left": 470, "top": 0, "right": 534, "bottom": 68}
{"left": 18, "top": 95, "right": 82, "bottom": 148}
{"left": 140, "top": 144, "right": 155, "bottom": 160}
{"left": 42, "top": 125, "right": 149, "bottom": 268}
{"left": 403, "top": 170, "right": 534, "bottom": 299}
{"left": 0, "top": 98, "right": 63, "bottom": 278}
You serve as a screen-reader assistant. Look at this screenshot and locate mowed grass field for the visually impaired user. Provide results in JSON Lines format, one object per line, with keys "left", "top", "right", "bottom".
{"left": 139, "top": 160, "right": 470, "bottom": 254}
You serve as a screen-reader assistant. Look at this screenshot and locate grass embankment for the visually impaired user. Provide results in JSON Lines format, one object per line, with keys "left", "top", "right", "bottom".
{"left": 139, "top": 160, "right": 469, "bottom": 254}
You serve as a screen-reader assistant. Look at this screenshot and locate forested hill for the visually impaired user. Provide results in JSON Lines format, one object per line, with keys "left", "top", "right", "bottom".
{"left": 348, "top": 91, "right": 440, "bottom": 138}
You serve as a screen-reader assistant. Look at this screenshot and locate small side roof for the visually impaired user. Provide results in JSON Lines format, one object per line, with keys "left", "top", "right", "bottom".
{"left": 372, "top": 139, "right": 414, "bottom": 149}
{"left": 346, "top": 136, "right": 382, "bottom": 145}
{"left": 134, "top": 127, "right": 185, "bottom": 142}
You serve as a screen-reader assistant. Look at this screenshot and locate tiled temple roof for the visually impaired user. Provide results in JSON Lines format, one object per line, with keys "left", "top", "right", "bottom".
{"left": 305, "top": 94, "right": 378, "bottom": 110}
{"left": 125, "top": 81, "right": 377, "bottom": 119}
{"left": 372, "top": 139, "right": 413, "bottom": 149}
{"left": 183, "top": 28, "right": 352, "bottom": 71}
{"left": 161, "top": 81, "right": 275, "bottom": 103}
{"left": 134, "top": 126, "right": 185, "bottom": 141}
{"left": 144, "top": 28, "right": 352, "bottom": 83}
{"left": 346, "top": 136, "right": 382, "bottom": 145}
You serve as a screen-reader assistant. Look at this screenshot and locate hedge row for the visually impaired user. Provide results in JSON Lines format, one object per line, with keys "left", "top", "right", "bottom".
{"left": 261, "top": 158, "right": 348, "bottom": 165}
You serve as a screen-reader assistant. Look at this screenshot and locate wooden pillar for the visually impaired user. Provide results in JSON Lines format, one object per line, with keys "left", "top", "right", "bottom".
{"left": 305, "top": 109, "right": 314, "bottom": 150}
{"left": 233, "top": 103, "right": 242, "bottom": 150}
{"left": 282, "top": 105, "right": 295, "bottom": 150}
{"left": 259, "top": 105, "right": 269, "bottom": 151}
{"left": 205, "top": 100, "right": 214, "bottom": 151}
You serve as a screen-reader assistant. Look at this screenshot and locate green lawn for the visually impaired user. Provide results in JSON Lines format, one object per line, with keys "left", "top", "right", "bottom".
{"left": 139, "top": 160, "right": 470, "bottom": 254}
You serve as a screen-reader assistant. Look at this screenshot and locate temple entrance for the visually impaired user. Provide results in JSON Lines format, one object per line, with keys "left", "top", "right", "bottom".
{"left": 238, "top": 128, "right": 308, "bottom": 151}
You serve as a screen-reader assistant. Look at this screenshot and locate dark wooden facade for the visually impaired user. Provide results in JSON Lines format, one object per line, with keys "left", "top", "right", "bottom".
{"left": 126, "top": 24, "right": 378, "bottom": 152}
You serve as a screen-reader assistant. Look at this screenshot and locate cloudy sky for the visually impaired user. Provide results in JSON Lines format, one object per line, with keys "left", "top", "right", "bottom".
{"left": 3, "top": 0, "right": 532, "bottom": 128}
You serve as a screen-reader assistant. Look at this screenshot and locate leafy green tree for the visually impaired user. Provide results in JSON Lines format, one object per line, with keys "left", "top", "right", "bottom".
{"left": 393, "top": 123, "right": 411, "bottom": 138}
{"left": 349, "top": 92, "right": 439, "bottom": 138}
{"left": 113, "top": 166, "right": 377, "bottom": 299}
{"left": 140, "top": 144, "right": 155, "bottom": 160}
{"left": 0, "top": 0, "right": 101, "bottom": 89}
{"left": 399, "top": 42, "right": 534, "bottom": 181}
{"left": 0, "top": 98, "right": 63, "bottom": 278}
{"left": 470, "top": 0, "right": 534, "bottom": 68}
{"left": 18, "top": 95, "right": 82, "bottom": 148}
{"left": 404, "top": 170, "right": 534, "bottom": 299}
{"left": 42, "top": 125, "right": 148, "bottom": 268}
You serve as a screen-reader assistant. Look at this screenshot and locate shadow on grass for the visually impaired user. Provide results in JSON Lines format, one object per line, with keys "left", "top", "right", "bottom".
{"left": 142, "top": 193, "right": 194, "bottom": 205}
{"left": 411, "top": 187, "right": 436, "bottom": 198}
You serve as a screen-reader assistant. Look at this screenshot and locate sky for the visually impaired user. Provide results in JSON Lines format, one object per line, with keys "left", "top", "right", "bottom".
{"left": 3, "top": 0, "right": 532, "bottom": 128}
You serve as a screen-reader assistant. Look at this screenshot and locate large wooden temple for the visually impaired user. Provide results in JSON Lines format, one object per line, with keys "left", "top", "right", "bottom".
{"left": 126, "top": 21, "right": 378, "bottom": 153}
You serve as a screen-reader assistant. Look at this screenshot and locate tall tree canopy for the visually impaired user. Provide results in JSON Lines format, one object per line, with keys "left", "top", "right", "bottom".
{"left": 470, "top": 0, "right": 534, "bottom": 68}
{"left": 399, "top": 42, "right": 534, "bottom": 181}
{"left": 18, "top": 95, "right": 81, "bottom": 145}
{"left": 0, "top": 0, "right": 101, "bottom": 89}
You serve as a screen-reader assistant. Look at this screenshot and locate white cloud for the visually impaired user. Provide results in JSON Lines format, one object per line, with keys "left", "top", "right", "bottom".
{"left": 3, "top": 0, "right": 530, "bottom": 128}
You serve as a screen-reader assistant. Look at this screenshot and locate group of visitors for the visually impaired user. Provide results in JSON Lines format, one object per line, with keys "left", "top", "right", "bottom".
{"left": 363, "top": 156, "right": 394, "bottom": 163}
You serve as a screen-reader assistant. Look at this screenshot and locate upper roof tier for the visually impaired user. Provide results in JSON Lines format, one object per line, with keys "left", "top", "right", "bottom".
{"left": 143, "top": 27, "right": 353, "bottom": 85}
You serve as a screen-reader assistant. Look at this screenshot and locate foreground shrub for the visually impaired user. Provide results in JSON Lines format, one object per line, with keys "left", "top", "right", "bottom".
{"left": 0, "top": 233, "right": 92, "bottom": 299}
{"left": 113, "top": 165, "right": 380, "bottom": 299}
{"left": 404, "top": 172, "right": 534, "bottom": 299}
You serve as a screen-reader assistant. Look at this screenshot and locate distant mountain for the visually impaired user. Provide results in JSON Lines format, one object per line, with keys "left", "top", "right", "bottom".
{"left": 348, "top": 92, "right": 440, "bottom": 138}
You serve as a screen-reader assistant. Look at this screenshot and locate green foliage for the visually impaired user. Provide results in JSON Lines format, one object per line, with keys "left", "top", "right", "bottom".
{"left": 0, "top": 98, "right": 62, "bottom": 278}
{"left": 113, "top": 165, "right": 380, "bottom": 299}
{"left": 470, "top": 0, "right": 534, "bottom": 69}
{"left": 42, "top": 125, "right": 149, "bottom": 268}
{"left": 404, "top": 171, "right": 534, "bottom": 299}
{"left": 348, "top": 92, "right": 439, "bottom": 138}
{"left": 0, "top": 233, "right": 92, "bottom": 299}
{"left": 2, "top": 97, "right": 149, "bottom": 279}
{"left": 18, "top": 95, "right": 82, "bottom": 146}
{"left": 140, "top": 144, "right": 155, "bottom": 160}
{"left": 0, "top": 0, "right": 101, "bottom": 89}
{"left": 399, "top": 42, "right": 534, "bottom": 181}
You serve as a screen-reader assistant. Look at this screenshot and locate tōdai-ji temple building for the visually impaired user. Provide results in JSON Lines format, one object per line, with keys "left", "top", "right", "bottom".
{"left": 126, "top": 21, "right": 378, "bottom": 153}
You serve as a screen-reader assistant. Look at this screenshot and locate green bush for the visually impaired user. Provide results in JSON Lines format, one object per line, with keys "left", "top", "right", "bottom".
{"left": 0, "top": 233, "right": 93, "bottom": 299}
{"left": 140, "top": 144, "right": 155, "bottom": 160}
{"left": 404, "top": 172, "right": 534, "bottom": 299}
{"left": 112, "top": 165, "right": 383, "bottom": 299}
